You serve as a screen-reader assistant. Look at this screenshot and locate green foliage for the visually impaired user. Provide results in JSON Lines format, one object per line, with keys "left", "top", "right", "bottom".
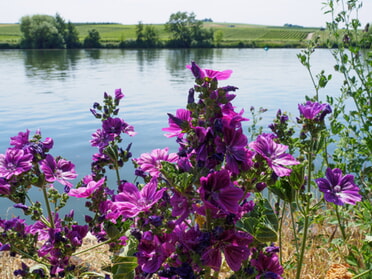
{"left": 83, "top": 29, "right": 102, "bottom": 48}
{"left": 237, "top": 198, "right": 279, "bottom": 243}
{"left": 111, "top": 256, "right": 137, "bottom": 279}
{"left": 164, "top": 11, "right": 214, "bottom": 47}
{"left": 19, "top": 14, "right": 80, "bottom": 49}
{"left": 135, "top": 21, "right": 160, "bottom": 48}
{"left": 1, "top": 21, "right": 318, "bottom": 48}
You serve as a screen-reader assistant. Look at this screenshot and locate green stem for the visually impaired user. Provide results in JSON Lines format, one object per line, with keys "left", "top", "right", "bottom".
{"left": 72, "top": 236, "right": 118, "bottom": 256}
{"left": 335, "top": 204, "right": 347, "bottom": 241}
{"left": 42, "top": 184, "right": 54, "bottom": 229}
{"left": 295, "top": 150, "right": 313, "bottom": 279}
{"left": 278, "top": 200, "right": 286, "bottom": 265}
{"left": 290, "top": 202, "right": 300, "bottom": 257}
{"left": 296, "top": 215, "right": 309, "bottom": 279}
{"left": 114, "top": 165, "right": 121, "bottom": 186}
{"left": 12, "top": 246, "right": 49, "bottom": 266}
{"left": 352, "top": 269, "right": 372, "bottom": 279}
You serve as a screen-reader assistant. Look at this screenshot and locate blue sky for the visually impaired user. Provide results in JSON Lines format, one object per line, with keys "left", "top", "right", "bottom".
{"left": 1, "top": 0, "right": 371, "bottom": 27}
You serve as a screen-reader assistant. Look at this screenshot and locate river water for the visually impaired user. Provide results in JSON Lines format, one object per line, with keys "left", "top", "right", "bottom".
{"left": 0, "top": 48, "right": 342, "bottom": 220}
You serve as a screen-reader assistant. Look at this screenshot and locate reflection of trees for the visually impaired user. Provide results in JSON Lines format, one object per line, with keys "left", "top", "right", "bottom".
{"left": 165, "top": 49, "right": 215, "bottom": 81}
{"left": 84, "top": 49, "right": 101, "bottom": 60}
{"left": 24, "top": 49, "right": 81, "bottom": 80}
{"left": 136, "top": 49, "right": 161, "bottom": 72}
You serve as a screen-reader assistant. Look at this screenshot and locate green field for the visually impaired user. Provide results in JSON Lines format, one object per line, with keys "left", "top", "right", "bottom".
{"left": 0, "top": 22, "right": 319, "bottom": 48}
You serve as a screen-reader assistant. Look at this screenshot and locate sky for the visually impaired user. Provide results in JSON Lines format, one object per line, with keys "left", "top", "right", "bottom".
{"left": 1, "top": 0, "right": 371, "bottom": 27}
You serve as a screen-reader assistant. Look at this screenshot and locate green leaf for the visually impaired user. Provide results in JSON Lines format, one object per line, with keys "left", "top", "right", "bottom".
{"left": 112, "top": 256, "right": 138, "bottom": 279}
{"left": 236, "top": 198, "right": 279, "bottom": 243}
{"left": 255, "top": 224, "right": 279, "bottom": 243}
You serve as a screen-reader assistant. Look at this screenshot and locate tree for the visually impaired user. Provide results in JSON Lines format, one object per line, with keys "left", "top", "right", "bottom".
{"left": 83, "top": 29, "right": 101, "bottom": 48}
{"left": 165, "top": 11, "right": 213, "bottom": 47}
{"left": 214, "top": 30, "right": 224, "bottom": 47}
{"left": 19, "top": 14, "right": 80, "bottom": 49}
{"left": 136, "top": 21, "right": 145, "bottom": 45}
{"left": 144, "top": 25, "right": 160, "bottom": 47}
{"left": 65, "top": 22, "right": 81, "bottom": 48}
{"left": 136, "top": 22, "right": 160, "bottom": 48}
{"left": 20, "top": 15, "right": 65, "bottom": 48}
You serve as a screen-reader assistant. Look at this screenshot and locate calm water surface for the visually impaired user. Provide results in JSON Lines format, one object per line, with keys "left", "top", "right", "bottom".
{"left": 0, "top": 48, "right": 341, "bottom": 220}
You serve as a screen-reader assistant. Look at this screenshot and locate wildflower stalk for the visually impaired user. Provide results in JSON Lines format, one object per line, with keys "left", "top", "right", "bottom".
{"left": 72, "top": 236, "right": 119, "bottom": 256}
{"left": 295, "top": 148, "right": 313, "bottom": 279}
{"left": 289, "top": 203, "right": 300, "bottom": 257}
{"left": 42, "top": 184, "right": 54, "bottom": 229}
{"left": 352, "top": 269, "right": 372, "bottom": 279}
{"left": 335, "top": 204, "right": 347, "bottom": 241}
{"left": 278, "top": 201, "right": 285, "bottom": 265}
{"left": 11, "top": 246, "right": 49, "bottom": 266}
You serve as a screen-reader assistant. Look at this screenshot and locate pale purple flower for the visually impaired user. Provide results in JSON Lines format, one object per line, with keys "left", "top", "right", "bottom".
{"left": 40, "top": 154, "right": 77, "bottom": 188}
{"left": 68, "top": 176, "right": 105, "bottom": 198}
{"left": 186, "top": 61, "right": 233, "bottom": 80}
{"left": 199, "top": 169, "right": 244, "bottom": 214}
{"left": 249, "top": 134, "right": 299, "bottom": 177}
{"left": 298, "top": 101, "right": 331, "bottom": 120}
{"left": 108, "top": 178, "right": 166, "bottom": 219}
{"left": 133, "top": 147, "right": 178, "bottom": 177}
{"left": 315, "top": 168, "right": 362, "bottom": 205}
{"left": 0, "top": 148, "right": 33, "bottom": 179}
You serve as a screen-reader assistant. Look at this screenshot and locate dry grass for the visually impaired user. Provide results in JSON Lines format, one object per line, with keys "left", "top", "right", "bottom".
{"left": 0, "top": 221, "right": 365, "bottom": 279}
{"left": 0, "top": 233, "right": 112, "bottom": 279}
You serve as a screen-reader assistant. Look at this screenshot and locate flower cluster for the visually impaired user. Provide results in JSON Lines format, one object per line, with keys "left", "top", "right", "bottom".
{"left": 0, "top": 62, "right": 363, "bottom": 279}
{"left": 0, "top": 130, "right": 84, "bottom": 277}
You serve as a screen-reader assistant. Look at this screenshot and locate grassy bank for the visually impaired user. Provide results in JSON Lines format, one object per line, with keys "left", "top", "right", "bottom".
{"left": 0, "top": 22, "right": 319, "bottom": 48}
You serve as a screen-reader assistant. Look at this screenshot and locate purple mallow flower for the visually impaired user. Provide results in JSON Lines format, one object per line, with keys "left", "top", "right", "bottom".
{"left": 102, "top": 117, "right": 136, "bottom": 137}
{"left": 107, "top": 178, "right": 166, "bottom": 219}
{"left": 133, "top": 147, "right": 178, "bottom": 177}
{"left": 199, "top": 169, "right": 243, "bottom": 214}
{"left": 215, "top": 125, "right": 252, "bottom": 175}
{"left": 202, "top": 229, "right": 252, "bottom": 272}
{"left": 40, "top": 154, "right": 77, "bottom": 188}
{"left": 0, "top": 178, "right": 11, "bottom": 195}
{"left": 315, "top": 168, "right": 362, "bottom": 206}
{"left": 0, "top": 148, "right": 33, "bottom": 179}
{"left": 10, "top": 130, "right": 54, "bottom": 156}
{"left": 298, "top": 101, "right": 332, "bottom": 121}
{"left": 114, "top": 88, "right": 124, "bottom": 101}
{"left": 186, "top": 61, "right": 233, "bottom": 80}
{"left": 68, "top": 176, "right": 105, "bottom": 198}
{"left": 162, "top": 109, "right": 192, "bottom": 138}
{"left": 90, "top": 128, "right": 115, "bottom": 150}
{"left": 251, "top": 251, "right": 284, "bottom": 279}
{"left": 249, "top": 134, "right": 299, "bottom": 177}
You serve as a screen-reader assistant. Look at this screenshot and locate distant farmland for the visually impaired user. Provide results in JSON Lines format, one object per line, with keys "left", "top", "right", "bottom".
{"left": 0, "top": 22, "right": 320, "bottom": 48}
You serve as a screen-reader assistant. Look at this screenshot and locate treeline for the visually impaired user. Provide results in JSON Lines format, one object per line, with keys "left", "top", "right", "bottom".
{"left": 18, "top": 12, "right": 215, "bottom": 49}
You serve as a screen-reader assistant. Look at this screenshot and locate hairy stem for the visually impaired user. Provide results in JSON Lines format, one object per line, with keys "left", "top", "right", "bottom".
{"left": 42, "top": 184, "right": 54, "bottom": 229}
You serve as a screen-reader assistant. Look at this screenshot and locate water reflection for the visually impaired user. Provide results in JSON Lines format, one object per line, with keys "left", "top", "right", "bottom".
{"left": 85, "top": 49, "right": 101, "bottom": 60}
{"left": 136, "top": 49, "right": 161, "bottom": 71}
{"left": 24, "top": 49, "right": 80, "bottom": 80}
